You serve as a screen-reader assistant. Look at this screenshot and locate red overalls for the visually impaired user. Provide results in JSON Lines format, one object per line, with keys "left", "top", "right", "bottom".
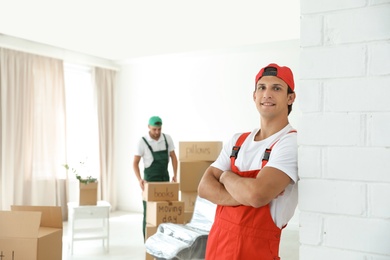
{"left": 206, "top": 131, "right": 295, "bottom": 260}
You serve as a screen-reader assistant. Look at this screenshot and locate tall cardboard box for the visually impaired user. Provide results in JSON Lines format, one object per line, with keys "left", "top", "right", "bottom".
{"left": 0, "top": 205, "right": 63, "bottom": 260}
{"left": 183, "top": 211, "right": 194, "bottom": 224}
{"left": 143, "top": 182, "right": 179, "bottom": 201}
{"left": 179, "top": 161, "right": 212, "bottom": 192}
{"left": 179, "top": 141, "right": 222, "bottom": 162}
{"left": 180, "top": 191, "right": 198, "bottom": 211}
{"left": 180, "top": 192, "right": 197, "bottom": 224}
{"left": 79, "top": 181, "right": 98, "bottom": 205}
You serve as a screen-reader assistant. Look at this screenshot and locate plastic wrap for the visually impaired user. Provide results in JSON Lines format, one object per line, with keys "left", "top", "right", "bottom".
{"left": 145, "top": 196, "right": 216, "bottom": 260}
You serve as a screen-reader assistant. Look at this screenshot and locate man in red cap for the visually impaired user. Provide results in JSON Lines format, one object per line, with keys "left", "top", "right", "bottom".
{"left": 198, "top": 63, "right": 298, "bottom": 259}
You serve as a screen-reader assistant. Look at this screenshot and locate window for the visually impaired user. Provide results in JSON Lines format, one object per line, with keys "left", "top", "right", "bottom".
{"left": 64, "top": 63, "right": 99, "bottom": 180}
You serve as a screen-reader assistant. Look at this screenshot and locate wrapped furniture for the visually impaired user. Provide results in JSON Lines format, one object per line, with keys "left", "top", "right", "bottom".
{"left": 145, "top": 196, "right": 216, "bottom": 260}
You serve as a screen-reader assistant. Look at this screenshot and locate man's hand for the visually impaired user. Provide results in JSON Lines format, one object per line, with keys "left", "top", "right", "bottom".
{"left": 219, "top": 170, "right": 234, "bottom": 184}
{"left": 198, "top": 166, "right": 241, "bottom": 206}
{"left": 139, "top": 179, "right": 145, "bottom": 191}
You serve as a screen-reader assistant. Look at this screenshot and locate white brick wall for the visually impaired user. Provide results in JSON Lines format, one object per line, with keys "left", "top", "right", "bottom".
{"left": 300, "top": 245, "right": 367, "bottom": 260}
{"left": 369, "top": 184, "right": 390, "bottom": 218}
{"left": 370, "top": 42, "right": 390, "bottom": 74}
{"left": 299, "top": 180, "right": 366, "bottom": 215}
{"left": 299, "top": 0, "right": 390, "bottom": 259}
{"left": 371, "top": 114, "right": 390, "bottom": 146}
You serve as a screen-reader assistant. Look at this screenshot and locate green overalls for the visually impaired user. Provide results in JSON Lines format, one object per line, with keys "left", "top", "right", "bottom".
{"left": 142, "top": 134, "right": 170, "bottom": 239}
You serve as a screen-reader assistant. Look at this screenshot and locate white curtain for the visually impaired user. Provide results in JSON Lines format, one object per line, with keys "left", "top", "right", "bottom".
{"left": 94, "top": 67, "right": 116, "bottom": 210}
{"left": 0, "top": 48, "right": 66, "bottom": 210}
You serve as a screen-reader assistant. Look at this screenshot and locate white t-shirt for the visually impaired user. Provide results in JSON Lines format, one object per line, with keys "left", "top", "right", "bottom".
{"left": 135, "top": 133, "right": 175, "bottom": 168}
{"left": 211, "top": 124, "right": 298, "bottom": 228}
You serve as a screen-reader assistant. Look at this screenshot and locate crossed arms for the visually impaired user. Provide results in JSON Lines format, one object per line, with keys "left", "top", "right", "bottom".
{"left": 197, "top": 165, "right": 291, "bottom": 208}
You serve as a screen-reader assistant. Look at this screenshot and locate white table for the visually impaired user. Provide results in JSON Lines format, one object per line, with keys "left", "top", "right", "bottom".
{"left": 67, "top": 200, "right": 111, "bottom": 254}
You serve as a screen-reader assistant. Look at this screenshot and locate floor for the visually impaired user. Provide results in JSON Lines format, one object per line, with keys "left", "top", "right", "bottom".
{"left": 62, "top": 211, "right": 299, "bottom": 260}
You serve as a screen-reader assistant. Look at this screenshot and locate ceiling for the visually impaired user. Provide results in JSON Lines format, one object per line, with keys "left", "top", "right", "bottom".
{"left": 0, "top": 0, "right": 300, "bottom": 61}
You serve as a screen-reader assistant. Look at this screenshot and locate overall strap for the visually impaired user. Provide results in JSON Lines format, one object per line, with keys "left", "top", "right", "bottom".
{"left": 162, "top": 133, "right": 168, "bottom": 150}
{"left": 142, "top": 134, "right": 169, "bottom": 153}
{"left": 142, "top": 137, "right": 153, "bottom": 153}
{"left": 261, "top": 130, "right": 297, "bottom": 168}
{"left": 230, "top": 132, "right": 251, "bottom": 173}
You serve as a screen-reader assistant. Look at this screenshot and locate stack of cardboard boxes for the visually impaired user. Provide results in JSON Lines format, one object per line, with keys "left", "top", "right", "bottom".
{"left": 178, "top": 141, "right": 222, "bottom": 223}
{"left": 144, "top": 141, "right": 222, "bottom": 259}
{"left": 143, "top": 182, "right": 184, "bottom": 260}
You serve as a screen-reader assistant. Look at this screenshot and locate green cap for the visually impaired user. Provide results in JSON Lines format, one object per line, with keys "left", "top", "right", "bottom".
{"left": 148, "top": 116, "right": 162, "bottom": 127}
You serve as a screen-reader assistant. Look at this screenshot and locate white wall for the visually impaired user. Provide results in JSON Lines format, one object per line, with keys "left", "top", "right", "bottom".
{"left": 114, "top": 40, "right": 301, "bottom": 220}
{"left": 299, "top": 1, "right": 390, "bottom": 259}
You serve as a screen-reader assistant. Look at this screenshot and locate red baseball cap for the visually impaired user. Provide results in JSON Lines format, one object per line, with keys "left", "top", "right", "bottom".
{"left": 255, "top": 63, "right": 295, "bottom": 91}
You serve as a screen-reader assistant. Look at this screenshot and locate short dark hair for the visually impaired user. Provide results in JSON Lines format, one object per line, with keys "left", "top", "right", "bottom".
{"left": 288, "top": 87, "right": 294, "bottom": 115}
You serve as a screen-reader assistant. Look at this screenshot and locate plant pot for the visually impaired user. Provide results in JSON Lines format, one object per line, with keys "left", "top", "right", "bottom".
{"left": 79, "top": 181, "right": 98, "bottom": 205}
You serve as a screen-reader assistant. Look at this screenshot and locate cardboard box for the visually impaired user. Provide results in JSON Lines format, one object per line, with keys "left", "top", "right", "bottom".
{"left": 143, "top": 182, "right": 179, "bottom": 201}
{"left": 0, "top": 205, "right": 63, "bottom": 260}
{"left": 79, "top": 181, "right": 98, "bottom": 205}
{"left": 145, "top": 224, "right": 158, "bottom": 259}
{"left": 180, "top": 191, "right": 198, "bottom": 211}
{"left": 146, "top": 201, "right": 185, "bottom": 226}
{"left": 179, "top": 141, "right": 222, "bottom": 162}
{"left": 145, "top": 224, "right": 158, "bottom": 242}
{"left": 145, "top": 252, "right": 156, "bottom": 260}
{"left": 184, "top": 211, "right": 194, "bottom": 224}
{"left": 179, "top": 161, "right": 212, "bottom": 192}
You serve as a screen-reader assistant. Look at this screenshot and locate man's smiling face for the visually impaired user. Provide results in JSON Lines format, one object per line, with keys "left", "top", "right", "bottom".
{"left": 253, "top": 76, "right": 294, "bottom": 118}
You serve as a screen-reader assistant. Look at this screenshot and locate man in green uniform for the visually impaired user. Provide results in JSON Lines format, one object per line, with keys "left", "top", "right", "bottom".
{"left": 133, "top": 116, "right": 178, "bottom": 239}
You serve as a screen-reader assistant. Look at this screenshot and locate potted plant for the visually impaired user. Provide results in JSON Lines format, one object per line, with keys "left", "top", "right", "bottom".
{"left": 63, "top": 163, "right": 98, "bottom": 205}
